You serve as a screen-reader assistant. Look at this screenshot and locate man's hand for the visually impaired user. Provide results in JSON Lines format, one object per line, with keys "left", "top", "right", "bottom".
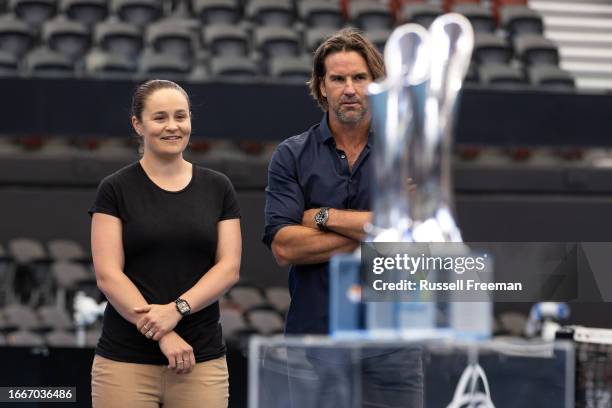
{"left": 159, "top": 331, "right": 196, "bottom": 374}
{"left": 302, "top": 209, "right": 319, "bottom": 229}
{"left": 134, "top": 303, "right": 182, "bottom": 341}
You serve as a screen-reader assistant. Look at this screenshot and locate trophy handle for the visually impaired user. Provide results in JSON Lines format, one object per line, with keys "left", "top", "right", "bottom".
{"left": 367, "top": 24, "right": 430, "bottom": 242}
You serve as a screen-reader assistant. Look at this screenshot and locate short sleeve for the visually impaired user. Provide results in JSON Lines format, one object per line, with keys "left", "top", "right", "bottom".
{"left": 262, "top": 143, "right": 305, "bottom": 248}
{"left": 88, "top": 177, "right": 120, "bottom": 218}
{"left": 219, "top": 176, "right": 241, "bottom": 221}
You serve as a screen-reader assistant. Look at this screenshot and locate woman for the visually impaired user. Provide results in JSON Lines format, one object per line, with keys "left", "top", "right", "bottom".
{"left": 89, "top": 79, "right": 241, "bottom": 408}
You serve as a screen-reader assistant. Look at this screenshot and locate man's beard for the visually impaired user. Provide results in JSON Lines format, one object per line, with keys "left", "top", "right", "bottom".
{"left": 333, "top": 102, "right": 368, "bottom": 124}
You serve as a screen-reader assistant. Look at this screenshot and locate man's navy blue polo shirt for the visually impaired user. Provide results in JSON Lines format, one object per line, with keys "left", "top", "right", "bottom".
{"left": 262, "top": 114, "right": 372, "bottom": 335}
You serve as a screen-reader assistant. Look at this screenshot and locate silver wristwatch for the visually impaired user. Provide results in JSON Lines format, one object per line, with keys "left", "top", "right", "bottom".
{"left": 175, "top": 298, "right": 191, "bottom": 317}
{"left": 314, "top": 207, "right": 330, "bottom": 231}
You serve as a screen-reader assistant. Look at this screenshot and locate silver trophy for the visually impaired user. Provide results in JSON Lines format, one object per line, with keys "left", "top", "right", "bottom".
{"left": 367, "top": 13, "right": 474, "bottom": 243}
{"left": 329, "top": 14, "right": 481, "bottom": 338}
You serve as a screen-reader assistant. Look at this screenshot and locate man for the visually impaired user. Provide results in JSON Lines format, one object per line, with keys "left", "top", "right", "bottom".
{"left": 263, "top": 27, "right": 383, "bottom": 335}
{"left": 262, "top": 28, "right": 423, "bottom": 408}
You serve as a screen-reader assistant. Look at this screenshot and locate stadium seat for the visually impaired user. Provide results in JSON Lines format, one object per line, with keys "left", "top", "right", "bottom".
{"left": 23, "top": 46, "right": 74, "bottom": 77}
{"left": 364, "top": 28, "right": 391, "bottom": 54}
{"left": 202, "top": 24, "right": 249, "bottom": 57}
{"left": 478, "top": 63, "right": 526, "bottom": 86}
{"left": 227, "top": 285, "right": 266, "bottom": 309}
{"left": 60, "top": 0, "right": 107, "bottom": 26}
{"left": 255, "top": 26, "right": 299, "bottom": 58}
{"left": 245, "top": 307, "right": 284, "bottom": 335}
{"left": 500, "top": 5, "right": 543, "bottom": 38}
{"left": 452, "top": 3, "right": 495, "bottom": 33}
{"left": 146, "top": 19, "right": 194, "bottom": 59}
{"left": 268, "top": 55, "right": 310, "bottom": 81}
{"left": 298, "top": 0, "right": 343, "bottom": 29}
{"left": 111, "top": 0, "right": 162, "bottom": 27}
{"left": 38, "top": 304, "right": 73, "bottom": 331}
{"left": 349, "top": 0, "right": 393, "bottom": 30}
{"left": 0, "top": 333, "right": 5, "bottom": 345}
{"left": 42, "top": 16, "right": 90, "bottom": 61}
{"left": 139, "top": 49, "right": 192, "bottom": 77}
{"left": 527, "top": 65, "right": 575, "bottom": 90}
{"left": 0, "top": 244, "right": 17, "bottom": 305}
{"left": 264, "top": 286, "right": 290, "bottom": 313}
{"left": 3, "top": 304, "right": 41, "bottom": 331}
{"left": 514, "top": 34, "right": 559, "bottom": 67}
{"left": 51, "top": 260, "right": 92, "bottom": 309}
{"left": 304, "top": 26, "right": 335, "bottom": 52}
{"left": 85, "top": 48, "right": 138, "bottom": 77}
{"left": 0, "top": 14, "right": 34, "bottom": 57}
{"left": 473, "top": 33, "right": 512, "bottom": 66}
{"left": 10, "top": 0, "right": 57, "bottom": 27}
{"left": 0, "top": 49, "right": 17, "bottom": 76}
{"left": 246, "top": 0, "right": 294, "bottom": 27}
{"left": 193, "top": 0, "right": 241, "bottom": 25}
{"left": 465, "top": 61, "right": 478, "bottom": 83}
{"left": 6, "top": 330, "right": 45, "bottom": 346}
{"left": 401, "top": 3, "right": 443, "bottom": 27}
{"left": 219, "top": 307, "right": 248, "bottom": 338}
{"left": 94, "top": 18, "right": 142, "bottom": 59}
{"left": 8, "top": 238, "right": 54, "bottom": 306}
{"left": 45, "top": 329, "right": 77, "bottom": 346}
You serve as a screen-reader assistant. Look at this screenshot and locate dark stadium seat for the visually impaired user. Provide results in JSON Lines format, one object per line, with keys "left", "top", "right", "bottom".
{"left": 85, "top": 48, "right": 138, "bottom": 77}
{"left": 45, "top": 329, "right": 77, "bottom": 346}
{"left": 193, "top": 0, "right": 241, "bottom": 25}
{"left": 202, "top": 24, "right": 249, "bottom": 57}
{"left": 298, "top": 0, "right": 343, "bottom": 29}
{"left": 6, "top": 330, "right": 45, "bottom": 346}
{"left": 10, "top": 0, "right": 57, "bottom": 27}
{"left": 465, "top": 61, "right": 478, "bottom": 83}
{"left": 349, "top": 0, "right": 393, "bottom": 30}
{"left": 527, "top": 65, "right": 575, "bottom": 90}
{"left": 245, "top": 307, "right": 284, "bottom": 335}
{"left": 146, "top": 19, "right": 194, "bottom": 59}
{"left": 228, "top": 285, "right": 266, "bottom": 310}
{"left": 42, "top": 16, "right": 90, "bottom": 61}
{"left": 60, "top": 0, "right": 107, "bottom": 26}
{"left": 246, "top": 0, "right": 294, "bottom": 27}
{"left": 38, "top": 304, "right": 73, "bottom": 331}
{"left": 0, "top": 14, "right": 33, "bottom": 57}
{"left": 401, "top": 2, "right": 443, "bottom": 27}
{"left": 0, "top": 244, "right": 17, "bottom": 304}
{"left": 268, "top": 54, "right": 310, "bottom": 81}
{"left": 364, "top": 28, "right": 391, "bottom": 54}
{"left": 24, "top": 45, "right": 74, "bottom": 77}
{"left": 139, "top": 48, "right": 192, "bottom": 77}
{"left": 94, "top": 18, "right": 142, "bottom": 59}
{"left": 254, "top": 25, "right": 300, "bottom": 58}
{"left": 304, "top": 26, "right": 335, "bottom": 52}
{"left": 473, "top": 33, "right": 512, "bottom": 66}
{"left": 111, "top": 0, "right": 162, "bottom": 27}
{"left": 51, "top": 260, "right": 92, "bottom": 309}
{"left": 8, "top": 238, "right": 54, "bottom": 305}
{"left": 500, "top": 5, "right": 543, "bottom": 38}
{"left": 478, "top": 63, "right": 527, "bottom": 86}
{"left": 0, "top": 49, "right": 18, "bottom": 76}
{"left": 3, "top": 304, "right": 41, "bottom": 331}
{"left": 514, "top": 34, "right": 559, "bottom": 67}
{"left": 264, "top": 286, "right": 290, "bottom": 313}
{"left": 452, "top": 3, "right": 495, "bottom": 33}
{"left": 219, "top": 307, "right": 248, "bottom": 338}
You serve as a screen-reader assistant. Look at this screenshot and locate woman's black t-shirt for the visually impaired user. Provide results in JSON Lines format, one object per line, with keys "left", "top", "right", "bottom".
{"left": 88, "top": 162, "right": 240, "bottom": 364}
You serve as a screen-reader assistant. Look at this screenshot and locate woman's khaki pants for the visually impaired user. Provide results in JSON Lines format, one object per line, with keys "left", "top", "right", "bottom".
{"left": 91, "top": 355, "right": 229, "bottom": 408}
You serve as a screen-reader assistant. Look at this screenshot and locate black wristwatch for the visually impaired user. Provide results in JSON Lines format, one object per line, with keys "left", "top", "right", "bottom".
{"left": 175, "top": 298, "right": 191, "bottom": 317}
{"left": 314, "top": 207, "right": 330, "bottom": 231}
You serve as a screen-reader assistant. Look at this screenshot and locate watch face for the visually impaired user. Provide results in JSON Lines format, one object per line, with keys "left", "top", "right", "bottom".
{"left": 177, "top": 300, "right": 190, "bottom": 314}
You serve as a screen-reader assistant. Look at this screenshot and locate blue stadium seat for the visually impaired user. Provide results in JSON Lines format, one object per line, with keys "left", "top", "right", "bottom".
{"left": 94, "top": 18, "right": 142, "bottom": 59}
